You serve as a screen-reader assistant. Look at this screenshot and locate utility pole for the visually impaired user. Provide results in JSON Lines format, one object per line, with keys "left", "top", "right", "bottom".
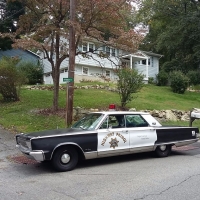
{"left": 66, "top": 0, "right": 76, "bottom": 126}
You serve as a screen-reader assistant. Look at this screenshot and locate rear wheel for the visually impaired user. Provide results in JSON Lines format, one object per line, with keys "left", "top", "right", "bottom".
{"left": 51, "top": 146, "right": 78, "bottom": 172}
{"left": 155, "top": 145, "right": 171, "bottom": 157}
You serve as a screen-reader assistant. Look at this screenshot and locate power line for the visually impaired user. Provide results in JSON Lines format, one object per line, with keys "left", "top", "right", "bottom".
{"left": 0, "top": 7, "right": 25, "bottom": 25}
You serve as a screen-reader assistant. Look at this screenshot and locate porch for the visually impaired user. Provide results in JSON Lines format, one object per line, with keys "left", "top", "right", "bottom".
{"left": 120, "top": 51, "right": 150, "bottom": 81}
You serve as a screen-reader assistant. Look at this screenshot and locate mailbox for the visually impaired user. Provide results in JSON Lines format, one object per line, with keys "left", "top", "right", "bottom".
{"left": 190, "top": 108, "right": 200, "bottom": 126}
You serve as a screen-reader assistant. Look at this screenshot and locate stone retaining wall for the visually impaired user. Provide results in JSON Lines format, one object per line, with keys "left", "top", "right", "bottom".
{"left": 73, "top": 107, "right": 191, "bottom": 122}
{"left": 25, "top": 85, "right": 118, "bottom": 92}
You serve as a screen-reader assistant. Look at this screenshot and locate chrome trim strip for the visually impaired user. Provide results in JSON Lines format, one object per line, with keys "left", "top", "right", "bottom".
{"left": 84, "top": 152, "right": 98, "bottom": 159}
{"left": 156, "top": 127, "right": 199, "bottom": 130}
{"left": 154, "top": 138, "right": 198, "bottom": 150}
{"left": 50, "top": 142, "right": 85, "bottom": 160}
{"left": 174, "top": 139, "right": 199, "bottom": 147}
{"left": 130, "top": 146, "right": 154, "bottom": 153}
{"left": 97, "top": 149, "right": 130, "bottom": 158}
{"left": 97, "top": 151, "right": 131, "bottom": 158}
{"left": 31, "top": 131, "right": 97, "bottom": 140}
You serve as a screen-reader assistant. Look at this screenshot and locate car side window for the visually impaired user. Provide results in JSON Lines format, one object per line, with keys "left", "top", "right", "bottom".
{"left": 125, "top": 115, "right": 149, "bottom": 127}
{"left": 99, "top": 117, "right": 109, "bottom": 129}
{"left": 99, "top": 115, "right": 125, "bottom": 129}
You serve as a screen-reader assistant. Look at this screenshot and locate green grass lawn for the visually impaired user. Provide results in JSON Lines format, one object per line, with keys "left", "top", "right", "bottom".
{"left": 0, "top": 84, "right": 200, "bottom": 133}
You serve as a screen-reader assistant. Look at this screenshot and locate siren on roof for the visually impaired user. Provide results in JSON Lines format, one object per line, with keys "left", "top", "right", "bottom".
{"left": 109, "top": 104, "right": 116, "bottom": 111}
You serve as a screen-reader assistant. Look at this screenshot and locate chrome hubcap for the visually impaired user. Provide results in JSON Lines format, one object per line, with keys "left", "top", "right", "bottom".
{"left": 160, "top": 145, "right": 167, "bottom": 151}
{"left": 61, "top": 153, "right": 71, "bottom": 164}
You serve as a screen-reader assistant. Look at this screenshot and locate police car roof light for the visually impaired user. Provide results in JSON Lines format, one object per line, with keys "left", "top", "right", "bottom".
{"left": 109, "top": 104, "right": 116, "bottom": 111}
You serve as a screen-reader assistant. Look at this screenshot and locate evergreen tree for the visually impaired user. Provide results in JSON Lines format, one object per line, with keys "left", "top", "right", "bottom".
{"left": 0, "top": 0, "right": 24, "bottom": 50}
{"left": 136, "top": 0, "right": 200, "bottom": 72}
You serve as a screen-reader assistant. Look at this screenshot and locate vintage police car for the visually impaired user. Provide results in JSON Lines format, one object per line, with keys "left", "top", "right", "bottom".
{"left": 16, "top": 106, "right": 199, "bottom": 172}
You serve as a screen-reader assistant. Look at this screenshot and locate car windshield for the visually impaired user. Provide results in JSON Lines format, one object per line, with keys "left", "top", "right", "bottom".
{"left": 71, "top": 113, "right": 104, "bottom": 130}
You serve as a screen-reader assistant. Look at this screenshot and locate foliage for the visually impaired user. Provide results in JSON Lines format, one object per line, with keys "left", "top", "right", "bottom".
{"left": 0, "top": 57, "right": 26, "bottom": 101}
{"left": 11, "top": 0, "right": 143, "bottom": 111}
{"left": 137, "top": 0, "right": 200, "bottom": 71}
{"left": 170, "top": 71, "right": 189, "bottom": 94}
{"left": 186, "top": 70, "right": 200, "bottom": 86}
{"left": 148, "top": 77, "right": 155, "bottom": 85}
{"left": 162, "top": 59, "right": 182, "bottom": 73}
{"left": 0, "top": 0, "right": 24, "bottom": 50}
{"left": 156, "top": 70, "right": 168, "bottom": 86}
{"left": 115, "top": 68, "right": 144, "bottom": 108}
{"left": 18, "top": 62, "right": 43, "bottom": 85}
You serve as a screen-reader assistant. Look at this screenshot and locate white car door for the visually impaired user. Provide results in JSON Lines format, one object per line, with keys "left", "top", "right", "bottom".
{"left": 97, "top": 114, "right": 130, "bottom": 157}
{"left": 125, "top": 114, "right": 157, "bottom": 153}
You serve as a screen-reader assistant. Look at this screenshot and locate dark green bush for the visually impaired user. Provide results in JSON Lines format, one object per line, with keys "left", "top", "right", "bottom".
{"left": 18, "top": 62, "right": 43, "bottom": 85}
{"left": 162, "top": 59, "right": 181, "bottom": 73}
{"left": 156, "top": 70, "right": 168, "bottom": 86}
{"left": 0, "top": 57, "right": 26, "bottom": 101}
{"left": 186, "top": 70, "right": 200, "bottom": 85}
{"left": 148, "top": 77, "right": 155, "bottom": 85}
{"left": 170, "top": 71, "right": 189, "bottom": 94}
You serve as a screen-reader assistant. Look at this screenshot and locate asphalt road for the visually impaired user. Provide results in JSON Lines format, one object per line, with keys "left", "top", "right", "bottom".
{"left": 1, "top": 126, "right": 200, "bottom": 200}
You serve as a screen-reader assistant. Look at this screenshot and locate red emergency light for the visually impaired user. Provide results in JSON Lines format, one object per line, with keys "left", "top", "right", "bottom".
{"left": 109, "top": 104, "right": 116, "bottom": 111}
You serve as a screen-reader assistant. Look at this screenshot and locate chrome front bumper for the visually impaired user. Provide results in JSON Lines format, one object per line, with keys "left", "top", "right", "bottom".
{"left": 16, "top": 145, "right": 45, "bottom": 162}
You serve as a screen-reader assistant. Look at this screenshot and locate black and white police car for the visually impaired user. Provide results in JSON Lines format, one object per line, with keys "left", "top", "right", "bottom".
{"left": 16, "top": 105, "right": 199, "bottom": 171}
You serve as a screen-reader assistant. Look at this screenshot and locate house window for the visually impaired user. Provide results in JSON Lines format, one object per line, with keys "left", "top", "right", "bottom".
{"left": 89, "top": 43, "right": 94, "bottom": 52}
{"left": 64, "top": 67, "right": 68, "bottom": 72}
{"left": 82, "top": 42, "right": 95, "bottom": 52}
{"left": 105, "top": 47, "right": 110, "bottom": 56}
{"left": 82, "top": 43, "right": 87, "bottom": 52}
{"left": 111, "top": 48, "right": 115, "bottom": 56}
{"left": 140, "top": 59, "right": 150, "bottom": 65}
{"left": 142, "top": 60, "right": 146, "bottom": 65}
{"left": 105, "top": 70, "right": 111, "bottom": 77}
{"left": 60, "top": 69, "right": 64, "bottom": 73}
{"left": 104, "top": 46, "right": 116, "bottom": 56}
{"left": 82, "top": 67, "right": 89, "bottom": 75}
{"left": 122, "top": 61, "right": 129, "bottom": 68}
{"left": 45, "top": 73, "right": 51, "bottom": 77}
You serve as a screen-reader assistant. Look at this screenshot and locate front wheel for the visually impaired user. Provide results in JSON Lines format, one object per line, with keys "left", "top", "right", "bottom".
{"left": 51, "top": 146, "right": 78, "bottom": 172}
{"left": 155, "top": 145, "right": 171, "bottom": 157}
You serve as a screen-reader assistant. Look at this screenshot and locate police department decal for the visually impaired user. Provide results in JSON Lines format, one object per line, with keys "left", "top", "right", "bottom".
{"left": 109, "top": 138, "right": 119, "bottom": 149}
{"left": 101, "top": 132, "right": 127, "bottom": 148}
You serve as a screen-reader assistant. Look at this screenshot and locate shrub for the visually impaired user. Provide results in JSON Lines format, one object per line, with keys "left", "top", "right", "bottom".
{"left": 186, "top": 70, "right": 200, "bottom": 85}
{"left": 148, "top": 77, "right": 155, "bottom": 85}
{"left": 170, "top": 71, "right": 189, "bottom": 94}
{"left": 156, "top": 70, "right": 168, "bottom": 86}
{"left": 162, "top": 59, "right": 181, "bottom": 73}
{"left": 18, "top": 62, "right": 43, "bottom": 85}
{"left": 115, "top": 68, "right": 144, "bottom": 108}
{"left": 0, "top": 57, "right": 26, "bottom": 101}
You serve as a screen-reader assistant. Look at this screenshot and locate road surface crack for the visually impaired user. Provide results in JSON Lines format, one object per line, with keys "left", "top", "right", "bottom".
{"left": 134, "top": 174, "right": 200, "bottom": 200}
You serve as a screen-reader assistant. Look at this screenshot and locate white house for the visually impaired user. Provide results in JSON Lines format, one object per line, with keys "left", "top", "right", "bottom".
{"left": 42, "top": 40, "right": 163, "bottom": 84}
